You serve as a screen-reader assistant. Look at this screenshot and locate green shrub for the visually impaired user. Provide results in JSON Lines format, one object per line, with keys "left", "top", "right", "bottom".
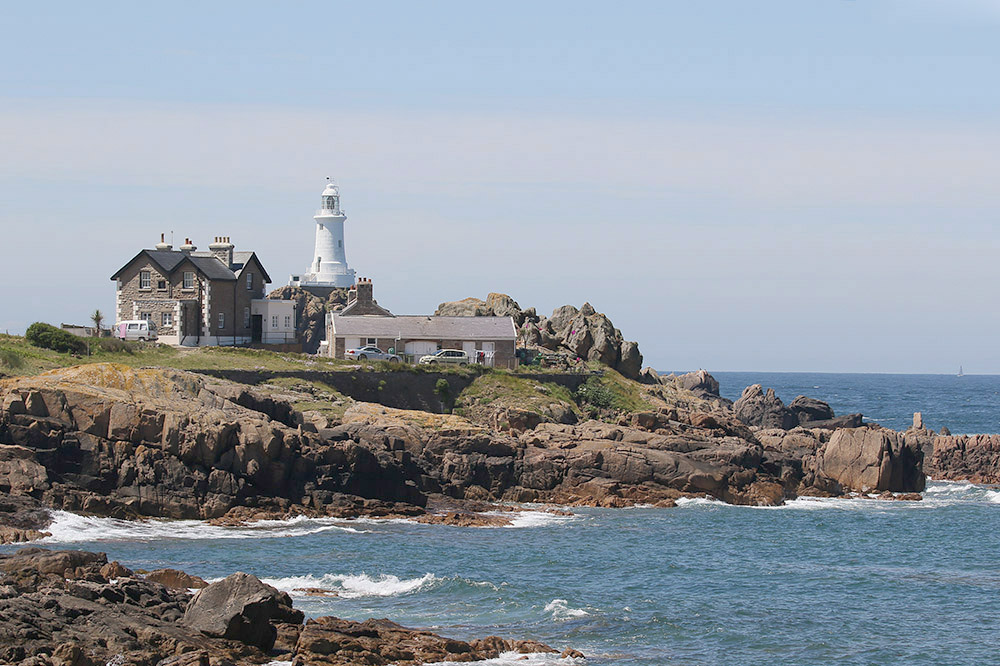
{"left": 89, "top": 337, "right": 134, "bottom": 354}
{"left": 25, "top": 322, "right": 87, "bottom": 355}
{"left": 575, "top": 376, "right": 617, "bottom": 410}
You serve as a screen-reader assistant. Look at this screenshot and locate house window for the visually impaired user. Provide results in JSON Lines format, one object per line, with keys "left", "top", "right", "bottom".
{"left": 365, "top": 337, "right": 377, "bottom": 346}
{"left": 218, "top": 312, "right": 225, "bottom": 329}
{"left": 140, "top": 312, "right": 152, "bottom": 323}
{"left": 139, "top": 271, "right": 151, "bottom": 289}
{"left": 157, "top": 279, "right": 167, "bottom": 290}
{"left": 284, "top": 315, "right": 291, "bottom": 329}
{"left": 244, "top": 307, "right": 250, "bottom": 328}
{"left": 271, "top": 315, "right": 278, "bottom": 329}
{"left": 162, "top": 312, "right": 173, "bottom": 327}
{"left": 183, "top": 272, "right": 195, "bottom": 289}
{"left": 246, "top": 272, "right": 253, "bottom": 290}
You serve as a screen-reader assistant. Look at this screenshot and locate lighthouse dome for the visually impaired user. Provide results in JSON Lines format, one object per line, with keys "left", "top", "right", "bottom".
{"left": 322, "top": 183, "right": 339, "bottom": 196}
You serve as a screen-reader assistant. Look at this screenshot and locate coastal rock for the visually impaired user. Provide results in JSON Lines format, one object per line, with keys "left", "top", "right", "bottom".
{"left": 733, "top": 385, "right": 798, "bottom": 430}
{"left": 183, "top": 572, "right": 303, "bottom": 650}
{"left": 816, "top": 427, "right": 925, "bottom": 493}
{"left": 292, "top": 616, "right": 558, "bottom": 666}
{"left": 927, "top": 433, "right": 1000, "bottom": 483}
{"left": 788, "top": 396, "right": 834, "bottom": 423}
{"left": 146, "top": 568, "right": 208, "bottom": 590}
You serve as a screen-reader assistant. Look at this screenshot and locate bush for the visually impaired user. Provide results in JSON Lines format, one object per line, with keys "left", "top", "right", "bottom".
{"left": 25, "top": 322, "right": 87, "bottom": 355}
{"left": 89, "top": 337, "right": 134, "bottom": 354}
{"left": 575, "top": 376, "right": 617, "bottom": 410}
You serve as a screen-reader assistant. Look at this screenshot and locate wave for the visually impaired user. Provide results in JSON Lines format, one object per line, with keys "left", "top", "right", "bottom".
{"left": 674, "top": 496, "right": 728, "bottom": 508}
{"left": 424, "top": 652, "right": 584, "bottom": 666}
{"left": 37, "top": 511, "right": 366, "bottom": 544}
{"left": 262, "top": 572, "right": 437, "bottom": 599}
{"left": 424, "top": 653, "right": 584, "bottom": 666}
{"left": 504, "top": 511, "right": 577, "bottom": 529}
{"left": 544, "top": 598, "right": 590, "bottom": 620}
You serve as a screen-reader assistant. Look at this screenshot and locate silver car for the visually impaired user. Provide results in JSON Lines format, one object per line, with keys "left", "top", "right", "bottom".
{"left": 418, "top": 349, "right": 469, "bottom": 366}
{"left": 344, "top": 345, "right": 400, "bottom": 362}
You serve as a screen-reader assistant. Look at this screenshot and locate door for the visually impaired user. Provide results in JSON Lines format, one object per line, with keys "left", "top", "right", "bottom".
{"left": 405, "top": 341, "right": 438, "bottom": 362}
{"left": 251, "top": 315, "right": 263, "bottom": 343}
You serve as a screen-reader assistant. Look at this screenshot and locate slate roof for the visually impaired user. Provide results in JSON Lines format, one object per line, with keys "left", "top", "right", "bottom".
{"left": 330, "top": 315, "right": 516, "bottom": 341}
{"left": 110, "top": 248, "right": 275, "bottom": 284}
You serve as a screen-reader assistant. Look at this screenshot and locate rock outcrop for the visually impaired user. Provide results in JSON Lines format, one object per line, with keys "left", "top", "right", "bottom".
{"left": 734, "top": 385, "right": 862, "bottom": 431}
{"left": 815, "top": 427, "right": 926, "bottom": 493}
{"left": 266, "top": 286, "right": 349, "bottom": 354}
{"left": 0, "top": 363, "right": 926, "bottom": 531}
{"left": 926, "top": 433, "right": 1000, "bottom": 483}
{"left": 0, "top": 547, "right": 562, "bottom": 666}
{"left": 293, "top": 617, "right": 557, "bottom": 666}
{"left": 435, "top": 294, "right": 644, "bottom": 379}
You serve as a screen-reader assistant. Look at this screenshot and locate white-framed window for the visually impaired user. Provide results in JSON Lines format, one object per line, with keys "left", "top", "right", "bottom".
{"left": 244, "top": 307, "right": 250, "bottom": 328}
{"left": 140, "top": 312, "right": 152, "bottom": 323}
{"left": 162, "top": 312, "right": 173, "bottom": 327}
{"left": 284, "top": 315, "right": 291, "bottom": 329}
{"left": 271, "top": 315, "right": 278, "bottom": 329}
{"left": 183, "top": 272, "right": 195, "bottom": 289}
{"left": 139, "top": 271, "right": 151, "bottom": 289}
{"left": 246, "top": 272, "right": 253, "bottom": 290}
{"left": 365, "top": 337, "right": 377, "bottom": 346}
{"left": 218, "top": 312, "right": 225, "bottom": 329}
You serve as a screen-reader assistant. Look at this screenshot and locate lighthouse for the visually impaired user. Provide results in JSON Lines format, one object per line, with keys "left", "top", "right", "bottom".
{"left": 289, "top": 180, "right": 357, "bottom": 292}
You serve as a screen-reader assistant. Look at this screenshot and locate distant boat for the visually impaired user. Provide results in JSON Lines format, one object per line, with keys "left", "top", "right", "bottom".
{"left": 958, "top": 365, "right": 964, "bottom": 377}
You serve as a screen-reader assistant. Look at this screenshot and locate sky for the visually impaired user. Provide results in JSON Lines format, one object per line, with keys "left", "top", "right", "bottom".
{"left": 2, "top": 0, "right": 999, "bottom": 373}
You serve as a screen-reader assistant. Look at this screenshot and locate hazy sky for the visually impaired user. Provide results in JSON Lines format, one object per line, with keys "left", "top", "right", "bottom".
{"left": 2, "top": 1, "right": 1000, "bottom": 373}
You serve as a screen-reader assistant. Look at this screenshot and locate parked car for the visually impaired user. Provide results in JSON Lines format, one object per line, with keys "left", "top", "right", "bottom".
{"left": 344, "top": 345, "right": 400, "bottom": 362}
{"left": 115, "top": 320, "right": 158, "bottom": 342}
{"left": 418, "top": 349, "right": 469, "bottom": 366}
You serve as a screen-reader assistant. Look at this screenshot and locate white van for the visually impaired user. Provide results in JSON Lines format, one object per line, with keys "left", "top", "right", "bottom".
{"left": 115, "top": 320, "right": 158, "bottom": 341}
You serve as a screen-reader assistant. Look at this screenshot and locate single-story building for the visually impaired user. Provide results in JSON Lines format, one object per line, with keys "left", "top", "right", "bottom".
{"left": 327, "top": 280, "right": 517, "bottom": 368}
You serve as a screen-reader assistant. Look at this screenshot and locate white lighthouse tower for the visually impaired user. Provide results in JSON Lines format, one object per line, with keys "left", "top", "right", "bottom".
{"left": 289, "top": 180, "right": 356, "bottom": 291}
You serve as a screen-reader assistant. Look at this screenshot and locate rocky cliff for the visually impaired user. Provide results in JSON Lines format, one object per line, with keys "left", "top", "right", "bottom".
{"left": 0, "top": 364, "right": 925, "bottom": 535}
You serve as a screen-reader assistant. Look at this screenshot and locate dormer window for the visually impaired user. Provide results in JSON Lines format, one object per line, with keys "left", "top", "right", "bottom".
{"left": 246, "top": 272, "right": 253, "bottom": 290}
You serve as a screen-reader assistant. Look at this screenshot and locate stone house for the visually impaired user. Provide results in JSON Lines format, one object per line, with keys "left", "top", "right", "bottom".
{"left": 326, "top": 280, "right": 517, "bottom": 368}
{"left": 110, "top": 235, "right": 296, "bottom": 347}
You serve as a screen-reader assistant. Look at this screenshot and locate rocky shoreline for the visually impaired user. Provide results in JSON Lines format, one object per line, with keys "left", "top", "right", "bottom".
{"left": 0, "top": 546, "right": 572, "bottom": 666}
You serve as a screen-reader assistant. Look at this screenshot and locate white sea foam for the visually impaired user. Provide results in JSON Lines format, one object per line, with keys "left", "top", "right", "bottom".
{"left": 37, "top": 511, "right": 366, "bottom": 544}
{"left": 674, "top": 496, "right": 727, "bottom": 508}
{"left": 423, "top": 652, "right": 584, "bottom": 666}
{"left": 261, "top": 572, "right": 437, "bottom": 599}
{"left": 504, "top": 511, "right": 577, "bottom": 528}
{"left": 545, "top": 598, "right": 590, "bottom": 620}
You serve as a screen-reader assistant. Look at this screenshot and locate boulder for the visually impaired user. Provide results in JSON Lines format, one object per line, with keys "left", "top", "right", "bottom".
{"left": 146, "top": 568, "right": 208, "bottom": 590}
{"left": 788, "top": 396, "right": 835, "bottom": 423}
{"left": 183, "top": 572, "right": 303, "bottom": 650}
{"left": 733, "top": 385, "right": 797, "bottom": 430}
{"left": 678, "top": 370, "right": 721, "bottom": 399}
{"left": 817, "top": 427, "right": 925, "bottom": 493}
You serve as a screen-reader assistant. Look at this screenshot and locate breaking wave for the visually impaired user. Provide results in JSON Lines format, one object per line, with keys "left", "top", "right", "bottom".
{"left": 424, "top": 653, "right": 584, "bottom": 666}
{"left": 37, "top": 511, "right": 366, "bottom": 544}
{"left": 261, "top": 572, "right": 437, "bottom": 599}
{"left": 545, "top": 598, "right": 590, "bottom": 620}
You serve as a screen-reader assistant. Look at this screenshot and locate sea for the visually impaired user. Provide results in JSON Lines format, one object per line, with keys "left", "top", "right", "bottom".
{"left": 11, "top": 373, "right": 1000, "bottom": 666}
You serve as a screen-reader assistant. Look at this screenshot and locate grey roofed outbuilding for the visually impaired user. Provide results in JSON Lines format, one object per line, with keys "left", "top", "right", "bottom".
{"left": 330, "top": 315, "right": 516, "bottom": 340}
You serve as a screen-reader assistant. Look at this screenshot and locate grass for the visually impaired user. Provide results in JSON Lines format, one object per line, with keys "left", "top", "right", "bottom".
{"left": 0, "top": 334, "right": 485, "bottom": 378}
{"left": 259, "top": 376, "right": 355, "bottom": 423}
{"left": 575, "top": 370, "right": 654, "bottom": 415}
{"left": 454, "top": 371, "right": 581, "bottom": 421}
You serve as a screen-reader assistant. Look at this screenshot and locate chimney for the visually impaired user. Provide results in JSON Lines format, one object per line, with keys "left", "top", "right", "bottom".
{"left": 355, "top": 278, "right": 374, "bottom": 306}
{"left": 209, "top": 236, "right": 234, "bottom": 267}
{"left": 154, "top": 232, "right": 172, "bottom": 251}
{"left": 179, "top": 238, "right": 197, "bottom": 254}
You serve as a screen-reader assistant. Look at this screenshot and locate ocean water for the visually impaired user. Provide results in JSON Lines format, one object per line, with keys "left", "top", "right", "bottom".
{"left": 7, "top": 373, "right": 1000, "bottom": 665}
{"left": 685, "top": 371, "right": 1000, "bottom": 435}
{"left": 20, "top": 483, "right": 1000, "bottom": 666}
